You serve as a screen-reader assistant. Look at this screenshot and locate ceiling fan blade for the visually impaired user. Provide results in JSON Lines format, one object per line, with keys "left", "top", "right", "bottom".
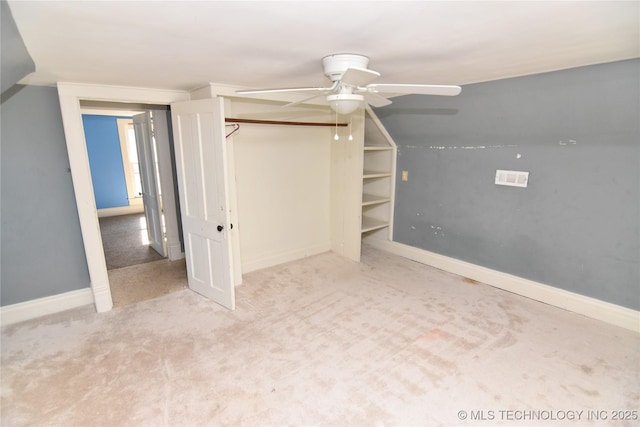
{"left": 362, "top": 92, "right": 392, "bottom": 108}
{"left": 340, "top": 67, "right": 380, "bottom": 87}
{"left": 281, "top": 93, "right": 326, "bottom": 108}
{"left": 366, "top": 84, "right": 462, "bottom": 97}
{"left": 236, "top": 85, "right": 332, "bottom": 95}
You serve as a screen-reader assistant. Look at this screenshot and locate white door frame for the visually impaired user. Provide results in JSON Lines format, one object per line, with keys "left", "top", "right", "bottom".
{"left": 57, "top": 83, "right": 189, "bottom": 312}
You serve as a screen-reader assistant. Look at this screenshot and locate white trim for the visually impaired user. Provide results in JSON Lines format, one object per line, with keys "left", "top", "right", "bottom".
{"left": 97, "top": 202, "right": 144, "bottom": 218}
{"left": 167, "top": 243, "right": 185, "bottom": 261}
{"left": 223, "top": 98, "right": 244, "bottom": 286}
{"left": 0, "top": 288, "right": 93, "bottom": 327}
{"left": 80, "top": 107, "right": 138, "bottom": 117}
{"left": 242, "top": 242, "right": 332, "bottom": 274}
{"left": 365, "top": 239, "right": 640, "bottom": 333}
{"left": 57, "top": 83, "right": 189, "bottom": 313}
{"left": 190, "top": 83, "right": 328, "bottom": 107}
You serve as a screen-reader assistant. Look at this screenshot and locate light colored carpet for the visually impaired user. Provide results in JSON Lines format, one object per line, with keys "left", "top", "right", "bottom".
{"left": 99, "top": 213, "right": 164, "bottom": 270}
{"left": 1, "top": 246, "right": 638, "bottom": 426}
{"left": 108, "top": 259, "right": 188, "bottom": 308}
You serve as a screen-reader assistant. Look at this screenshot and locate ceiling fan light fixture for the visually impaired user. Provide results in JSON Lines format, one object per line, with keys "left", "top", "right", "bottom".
{"left": 327, "top": 93, "right": 364, "bottom": 115}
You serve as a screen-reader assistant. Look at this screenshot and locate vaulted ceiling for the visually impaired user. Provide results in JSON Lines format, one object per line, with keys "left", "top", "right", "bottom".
{"left": 8, "top": 1, "right": 640, "bottom": 92}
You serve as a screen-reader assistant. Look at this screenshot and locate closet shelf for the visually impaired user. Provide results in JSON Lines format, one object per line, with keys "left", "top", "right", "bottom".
{"left": 364, "top": 146, "right": 394, "bottom": 151}
{"left": 359, "top": 106, "right": 397, "bottom": 242}
{"left": 362, "top": 193, "right": 391, "bottom": 206}
{"left": 361, "top": 216, "right": 389, "bottom": 233}
{"left": 363, "top": 170, "right": 392, "bottom": 179}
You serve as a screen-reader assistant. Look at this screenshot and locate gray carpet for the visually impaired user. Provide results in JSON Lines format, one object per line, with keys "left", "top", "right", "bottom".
{"left": 108, "top": 259, "right": 188, "bottom": 308}
{"left": 99, "top": 213, "right": 164, "bottom": 270}
{"left": 2, "top": 246, "right": 638, "bottom": 426}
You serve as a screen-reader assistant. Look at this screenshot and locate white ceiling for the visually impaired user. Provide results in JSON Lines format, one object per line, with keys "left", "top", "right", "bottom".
{"left": 8, "top": 1, "right": 640, "bottom": 92}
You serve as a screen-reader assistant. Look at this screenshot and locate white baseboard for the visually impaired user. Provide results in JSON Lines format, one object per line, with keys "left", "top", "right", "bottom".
{"left": 0, "top": 288, "right": 94, "bottom": 327}
{"left": 366, "top": 239, "right": 640, "bottom": 333}
{"left": 241, "top": 242, "right": 332, "bottom": 274}
{"left": 97, "top": 204, "right": 144, "bottom": 218}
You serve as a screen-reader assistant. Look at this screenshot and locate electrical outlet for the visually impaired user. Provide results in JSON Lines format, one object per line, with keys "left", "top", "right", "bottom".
{"left": 401, "top": 170, "right": 409, "bottom": 182}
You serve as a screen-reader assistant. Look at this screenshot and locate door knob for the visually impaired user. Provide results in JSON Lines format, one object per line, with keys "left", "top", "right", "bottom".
{"left": 217, "top": 225, "right": 223, "bottom": 232}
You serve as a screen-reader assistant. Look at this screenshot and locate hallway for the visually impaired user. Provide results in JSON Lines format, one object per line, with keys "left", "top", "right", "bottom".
{"left": 99, "top": 213, "right": 164, "bottom": 270}
{"left": 99, "top": 213, "right": 186, "bottom": 307}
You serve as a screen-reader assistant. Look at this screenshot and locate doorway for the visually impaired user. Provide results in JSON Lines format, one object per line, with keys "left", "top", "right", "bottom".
{"left": 79, "top": 101, "right": 186, "bottom": 307}
{"left": 59, "top": 84, "right": 244, "bottom": 313}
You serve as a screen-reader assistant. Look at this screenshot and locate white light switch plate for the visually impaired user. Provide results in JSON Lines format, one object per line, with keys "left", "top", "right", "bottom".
{"left": 495, "top": 170, "right": 529, "bottom": 188}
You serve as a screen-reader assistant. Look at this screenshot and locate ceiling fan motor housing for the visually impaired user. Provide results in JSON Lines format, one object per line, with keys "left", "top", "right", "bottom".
{"left": 322, "top": 54, "right": 370, "bottom": 82}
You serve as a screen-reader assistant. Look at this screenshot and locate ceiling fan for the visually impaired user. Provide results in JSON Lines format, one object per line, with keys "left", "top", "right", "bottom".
{"left": 236, "top": 53, "right": 462, "bottom": 115}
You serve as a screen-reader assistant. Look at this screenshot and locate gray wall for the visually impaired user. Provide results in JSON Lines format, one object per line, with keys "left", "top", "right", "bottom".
{"left": 375, "top": 59, "right": 639, "bottom": 310}
{"left": 1, "top": 85, "right": 90, "bottom": 306}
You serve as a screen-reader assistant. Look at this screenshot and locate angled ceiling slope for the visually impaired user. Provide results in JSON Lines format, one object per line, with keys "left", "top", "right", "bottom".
{"left": 1, "top": 0, "right": 35, "bottom": 95}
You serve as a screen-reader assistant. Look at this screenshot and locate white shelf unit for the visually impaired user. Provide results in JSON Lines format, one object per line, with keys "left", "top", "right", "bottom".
{"left": 361, "top": 107, "right": 396, "bottom": 240}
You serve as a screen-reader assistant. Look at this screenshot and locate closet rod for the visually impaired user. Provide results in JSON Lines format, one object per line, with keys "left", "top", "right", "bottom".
{"left": 225, "top": 117, "right": 348, "bottom": 127}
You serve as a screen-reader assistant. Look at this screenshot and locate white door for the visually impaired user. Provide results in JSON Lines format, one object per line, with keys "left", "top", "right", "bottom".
{"left": 133, "top": 112, "right": 166, "bottom": 256}
{"left": 170, "top": 97, "right": 235, "bottom": 310}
